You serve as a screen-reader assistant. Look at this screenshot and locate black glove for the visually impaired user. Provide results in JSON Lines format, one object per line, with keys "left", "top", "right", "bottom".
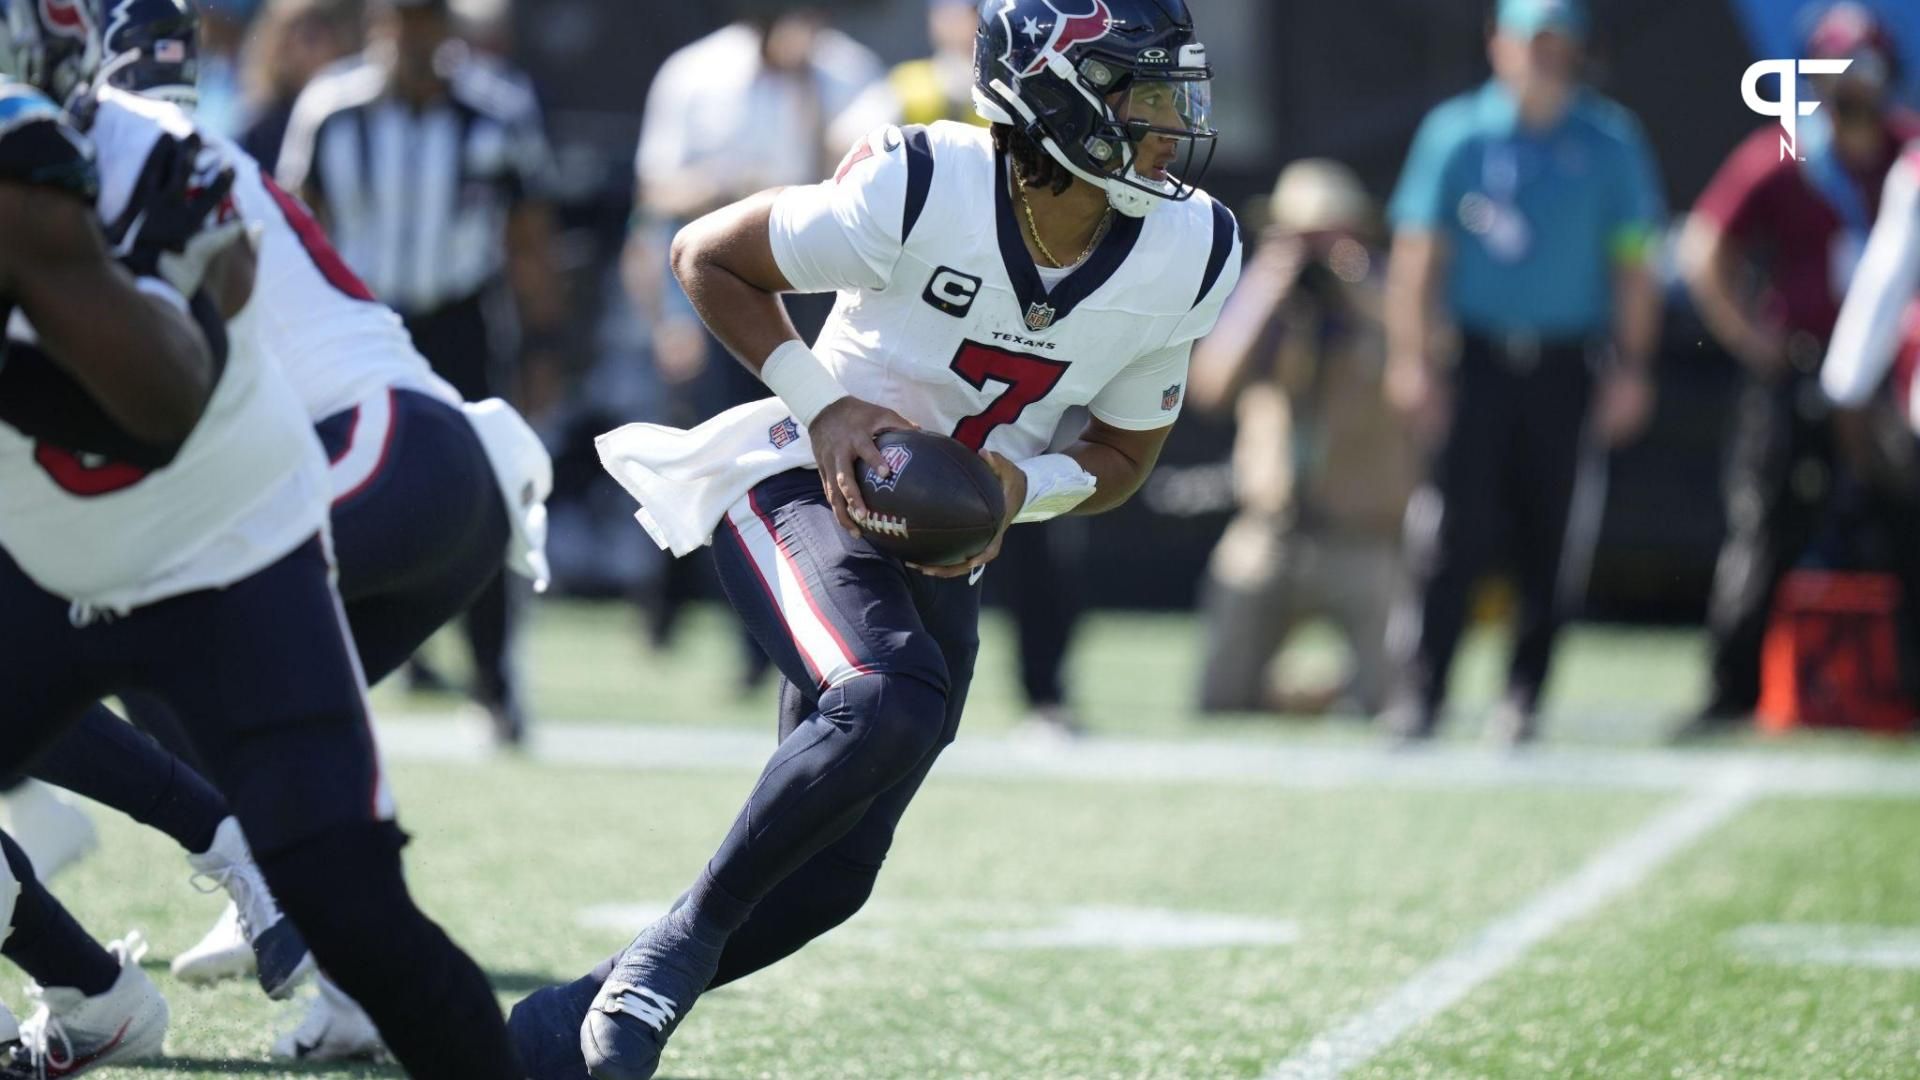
{"left": 104, "top": 132, "right": 242, "bottom": 293}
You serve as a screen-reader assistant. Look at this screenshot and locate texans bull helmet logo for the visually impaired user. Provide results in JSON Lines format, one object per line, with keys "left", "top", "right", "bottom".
{"left": 991, "top": 0, "right": 1116, "bottom": 80}
{"left": 1016, "top": 0, "right": 1115, "bottom": 77}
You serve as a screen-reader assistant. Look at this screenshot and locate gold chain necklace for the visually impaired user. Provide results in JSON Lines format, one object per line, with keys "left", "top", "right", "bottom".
{"left": 1020, "top": 185, "right": 1112, "bottom": 269}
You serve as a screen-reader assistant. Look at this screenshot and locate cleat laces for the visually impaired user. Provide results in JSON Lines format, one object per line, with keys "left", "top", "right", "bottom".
{"left": 603, "top": 983, "right": 677, "bottom": 1032}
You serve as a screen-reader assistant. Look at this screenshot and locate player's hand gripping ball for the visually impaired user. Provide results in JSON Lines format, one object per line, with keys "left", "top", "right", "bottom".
{"left": 854, "top": 430, "right": 1006, "bottom": 566}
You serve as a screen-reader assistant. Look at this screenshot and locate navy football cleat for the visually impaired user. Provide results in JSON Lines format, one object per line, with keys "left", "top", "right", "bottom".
{"left": 579, "top": 915, "right": 723, "bottom": 1080}
{"left": 508, "top": 974, "right": 599, "bottom": 1080}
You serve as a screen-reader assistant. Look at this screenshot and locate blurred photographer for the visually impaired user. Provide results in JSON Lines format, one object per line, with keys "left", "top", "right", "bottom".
{"left": 1192, "top": 161, "right": 1416, "bottom": 717}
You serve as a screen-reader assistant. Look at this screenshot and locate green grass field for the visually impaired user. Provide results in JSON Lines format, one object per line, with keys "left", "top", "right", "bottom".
{"left": 42, "top": 601, "right": 1920, "bottom": 1077}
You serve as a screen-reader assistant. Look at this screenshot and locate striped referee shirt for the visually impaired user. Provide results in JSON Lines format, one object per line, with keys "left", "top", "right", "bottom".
{"left": 276, "top": 49, "right": 556, "bottom": 316}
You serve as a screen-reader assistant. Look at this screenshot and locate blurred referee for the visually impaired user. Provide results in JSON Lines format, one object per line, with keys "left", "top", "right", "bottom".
{"left": 1381, "top": 0, "right": 1664, "bottom": 745}
{"left": 277, "top": 0, "right": 565, "bottom": 741}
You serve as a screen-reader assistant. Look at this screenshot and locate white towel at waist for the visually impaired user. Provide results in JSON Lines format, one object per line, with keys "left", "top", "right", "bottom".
{"left": 596, "top": 396, "right": 816, "bottom": 557}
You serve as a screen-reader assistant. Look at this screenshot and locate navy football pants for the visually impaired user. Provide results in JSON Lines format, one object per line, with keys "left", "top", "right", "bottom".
{"left": 680, "top": 468, "right": 980, "bottom": 980}
{"left": 0, "top": 537, "right": 521, "bottom": 1077}
{"left": 28, "top": 389, "right": 507, "bottom": 838}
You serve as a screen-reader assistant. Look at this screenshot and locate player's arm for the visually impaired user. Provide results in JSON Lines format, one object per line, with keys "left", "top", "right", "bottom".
{"left": 0, "top": 182, "right": 214, "bottom": 445}
{"left": 673, "top": 189, "right": 915, "bottom": 534}
{"left": 674, "top": 128, "right": 925, "bottom": 535}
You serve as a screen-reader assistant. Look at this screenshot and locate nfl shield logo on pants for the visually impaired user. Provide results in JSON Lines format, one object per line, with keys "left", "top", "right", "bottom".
{"left": 1024, "top": 301, "right": 1057, "bottom": 331}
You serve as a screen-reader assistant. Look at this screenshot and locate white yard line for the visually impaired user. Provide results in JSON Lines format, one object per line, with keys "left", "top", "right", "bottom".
{"left": 1727, "top": 923, "right": 1920, "bottom": 970}
{"left": 373, "top": 713, "right": 1920, "bottom": 797}
{"left": 1262, "top": 781, "right": 1760, "bottom": 1080}
{"left": 373, "top": 715, "right": 1902, "bottom": 1070}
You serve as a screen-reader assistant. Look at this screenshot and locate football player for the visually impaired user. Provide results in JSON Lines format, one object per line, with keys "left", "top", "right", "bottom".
{"left": 0, "top": 1, "right": 524, "bottom": 1075}
{"left": 517, "top": 2, "right": 1241, "bottom": 1077}
{"left": 4, "top": 0, "right": 553, "bottom": 1060}
{"left": 0, "top": 16, "right": 233, "bottom": 1074}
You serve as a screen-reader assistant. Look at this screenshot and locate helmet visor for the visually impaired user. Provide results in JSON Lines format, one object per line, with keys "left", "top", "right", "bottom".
{"left": 1110, "top": 77, "right": 1215, "bottom": 192}
{"left": 1122, "top": 78, "right": 1213, "bottom": 137}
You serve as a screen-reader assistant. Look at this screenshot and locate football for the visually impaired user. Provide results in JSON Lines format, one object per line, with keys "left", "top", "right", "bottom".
{"left": 855, "top": 430, "right": 1006, "bottom": 566}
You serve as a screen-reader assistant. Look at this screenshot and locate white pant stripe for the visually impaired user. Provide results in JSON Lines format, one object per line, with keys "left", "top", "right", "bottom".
{"left": 724, "top": 497, "right": 867, "bottom": 690}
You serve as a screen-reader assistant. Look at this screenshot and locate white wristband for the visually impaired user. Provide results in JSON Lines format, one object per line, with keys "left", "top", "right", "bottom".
{"left": 760, "top": 340, "right": 848, "bottom": 429}
{"left": 1013, "top": 453, "right": 1098, "bottom": 523}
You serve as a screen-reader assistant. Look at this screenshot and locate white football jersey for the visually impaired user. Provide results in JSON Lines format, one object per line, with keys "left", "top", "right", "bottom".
{"left": 100, "top": 88, "right": 456, "bottom": 422}
{"left": 0, "top": 91, "right": 329, "bottom": 611}
{"left": 767, "top": 121, "right": 1243, "bottom": 459}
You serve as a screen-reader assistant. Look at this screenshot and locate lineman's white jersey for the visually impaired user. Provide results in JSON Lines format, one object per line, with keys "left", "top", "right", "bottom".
{"left": 97, "top": 87, "right": 457, "bottom": 422}
{"left": 0, "top": 91, "right": 327, "bottom": 611}
{"left": 769, "top": 121, "right": 1242, "bottom": 459}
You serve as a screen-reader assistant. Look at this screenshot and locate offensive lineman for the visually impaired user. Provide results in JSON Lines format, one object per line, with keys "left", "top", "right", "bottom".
{"left": 0, "top": 0, "right": 524, "bottom": 1075}
{"left": 6, "top": 0, "right": 553, "bottom": 1059}
{"left": 513, "top": 2, "right": 1240, "bottom": 1077}
{"left": 0, "top": 60, "right": 227, "bottom": 1080}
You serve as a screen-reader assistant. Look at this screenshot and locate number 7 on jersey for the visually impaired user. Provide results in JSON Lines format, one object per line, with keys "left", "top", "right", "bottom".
{"left": 947, "top": 341, "right": 1071, "bottom": 451}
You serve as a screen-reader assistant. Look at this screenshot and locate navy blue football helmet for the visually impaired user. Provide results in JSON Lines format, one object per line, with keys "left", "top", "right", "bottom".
{"left": 97, "top": 0, "right": 196, "bottom": 109}
{"left": 973, "top": 0, "right": 1216, "bottom": 217}
{"left": 0, "top": 0, "right": 104, "bottom": 108}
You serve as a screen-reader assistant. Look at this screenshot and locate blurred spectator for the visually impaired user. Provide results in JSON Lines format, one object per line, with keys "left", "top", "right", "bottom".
{"left": 624, "top": 6, "right": 895, "bottom": 675}
{"left": 237, "top": 0, "right": 361, "bottom": 168}
{"left": 1381, "top": 0, "right": 1664, "bottom": 745}
{"left": 889, "top": 0, "right": 981, "bottom": 127}
{"left": 1191, "top": 160, "right": 1415, "bottom": 718}
{"left": 194, "top": 0, "right": 262, "bottom": 136}
{"left": 278, "top": 0, "right": 565, "bottom": 741}
{"left": 1678, "top": 2, "right": 1920, "bottom": 736}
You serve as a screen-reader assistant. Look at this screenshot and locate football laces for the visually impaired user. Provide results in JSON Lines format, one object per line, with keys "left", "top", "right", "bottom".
{"left": 852, "top": 509, "right": 909, "bottom": 538}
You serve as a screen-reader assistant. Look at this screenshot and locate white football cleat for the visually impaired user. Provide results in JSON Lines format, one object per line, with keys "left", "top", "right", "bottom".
{"left": 172, "top": 817, "right": 314, "bottom": 999}
{"left": 0, "top": 782, "right": 97, "bottom": 881}
{"left": 272, "top": 975, "right": 385, "bottom": 1062}
{"left": 12, "top": 932, "right": 168, "bottom": 1077}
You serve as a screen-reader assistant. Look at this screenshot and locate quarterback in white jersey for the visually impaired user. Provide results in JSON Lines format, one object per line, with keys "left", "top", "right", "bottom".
{"left": 527, "top": 3, "right": 1240, "bottom": 1077}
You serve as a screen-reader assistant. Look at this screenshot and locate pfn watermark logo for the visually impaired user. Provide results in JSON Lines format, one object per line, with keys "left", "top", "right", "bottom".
{"left": 1742, "top": 59, "right": 1854, "bottom": 161}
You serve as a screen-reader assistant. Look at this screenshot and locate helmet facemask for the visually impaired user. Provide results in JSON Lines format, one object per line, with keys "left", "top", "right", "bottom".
{"left": 1076, "top": 56, "right": 1216, "bottom": 215}
{"left": 976, "top": 18, "right": 1217, "bottom": 218}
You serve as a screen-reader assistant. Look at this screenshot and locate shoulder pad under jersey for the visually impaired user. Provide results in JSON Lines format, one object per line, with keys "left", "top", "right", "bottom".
{"left": 0, "top": 83, "right": 98, "bottom": 201}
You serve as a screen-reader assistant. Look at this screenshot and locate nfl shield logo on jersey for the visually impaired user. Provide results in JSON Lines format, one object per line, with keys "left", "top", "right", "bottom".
{"left": 1024, "top": 301, "right": 1057, "bottom": 331}
{"left": 867, "top": 444, "right": 913, "bottom": 492}
{"left": 769, "top": 417, "right": 800, "bottom": 448}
